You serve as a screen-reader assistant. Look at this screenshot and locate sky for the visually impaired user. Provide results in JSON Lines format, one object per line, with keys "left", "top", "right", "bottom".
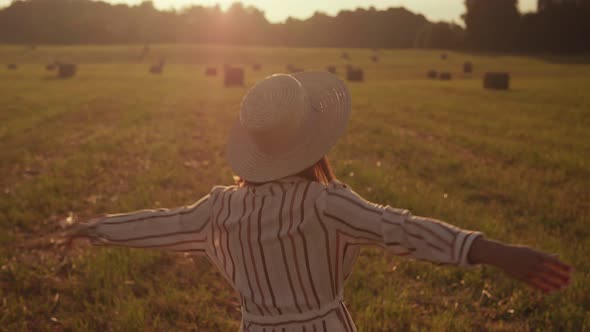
{"left": 0, "top": 0, "right": 538, "bottom": 23}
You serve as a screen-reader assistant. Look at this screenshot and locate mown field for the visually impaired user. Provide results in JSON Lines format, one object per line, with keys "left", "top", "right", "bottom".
{"left": 0, "top": 45, "right": 588, "bottom": 331}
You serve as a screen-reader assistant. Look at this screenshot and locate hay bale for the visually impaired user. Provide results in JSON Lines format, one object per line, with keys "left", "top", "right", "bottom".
{"left": 483, "top": 72, "right": 510, "bottom": 90}
{"left": 341, "top": 52, "right": 350, "bottom": 60}
{"left": 7, "top": 64, "right": 17, "bottom": 70}
{"left": 439, "top": 72, "right": 452, "bottom": 80}
{"left": 150, "top": 59, "right": 165, "bottom": 74}
{"left": 327, "top": 65, "right": 337, "bottom": 74}
{"left": 371, "top": 55, "right": 379, "bottom": 62}
{"left": 441, "top": 53, "right": 448, "bottom": 60}
{"left": 58, "top": 63, "right": 77, "bottom": 78}
{"left": 463, "top": 61, "right": 473, "bottom": 73}
{"left": 252, "top": 64, "right": 262, "bottom": 71}
{"left": 224, "top": 67, "right": 244, "bottom": 87}
{"left": 427, "top": 70, "right": 438, "bottom": 79}
{"left": 205, "top": 67, "right": 217, "bottom": 76}
{"left": 346, "top": 67, "right": 364, "bottom": 82}
{"left": 150, "top": 65, "right": 163, "bottom": 74}
{"left": 286, "top": 64, "right": 304, "bottom": 73}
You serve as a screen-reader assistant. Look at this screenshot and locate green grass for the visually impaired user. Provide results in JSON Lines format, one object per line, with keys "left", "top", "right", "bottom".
{"left": 0, "top": 44, "right": 589, "bottom": 331}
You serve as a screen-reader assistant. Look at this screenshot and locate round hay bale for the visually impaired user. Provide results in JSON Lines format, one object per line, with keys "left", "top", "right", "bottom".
{"left": 439, "top": 72, "right": 452, "bottom": 80}
{"left": 483, "top": 72, "right": 510, "bottom": 90}
{"left": 441, "top": 53, "right": 448, "bottom": 60}
{"left": 150, "top": 65, "right": 163, "bottom": 74}
{"left": 463, "top": 61, "right": 473, "bottom": 73}
{"left": 327, "top": 65, "right": 337, "bottom": 74}
{"left": 150, "top": 58, "right": 165, "bottom": 74}
{"left": 58, "top": 64, "right": 77, "bottom": 78}
{"left": 7, "top": 64, "right": 17, "bottom": 70}
{"left": 224, "top": 67, "right": 245, "bottom": 87}
{"left": 371, "top": 55, "right": 379, "bottom": 62}
{"left": 346, "top": 67, "right": 364, "bottom": 82}
{"left": 205, "top": 67, "right": 217, "bottom": 76}
{"left": 427, "top": 70, "right": 437, "bottom": 79}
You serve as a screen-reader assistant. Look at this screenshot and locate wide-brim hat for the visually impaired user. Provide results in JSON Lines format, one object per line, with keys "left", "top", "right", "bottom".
{"left": 226, "top": 71, "right": 351, "bottom": 183}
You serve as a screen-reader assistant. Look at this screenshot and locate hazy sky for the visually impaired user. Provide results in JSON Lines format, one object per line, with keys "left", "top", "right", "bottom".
{"left": 0, "top": 0, "right": 538, "bottom": 23}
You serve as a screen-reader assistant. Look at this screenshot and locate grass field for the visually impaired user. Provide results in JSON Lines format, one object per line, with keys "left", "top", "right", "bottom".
{"left": 0, "top": 44, "right": 589, "bottom": 331}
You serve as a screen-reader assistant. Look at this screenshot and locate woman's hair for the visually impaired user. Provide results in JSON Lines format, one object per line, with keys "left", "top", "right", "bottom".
{"left": 236, "top": 156, "right": 335, "bottom": 187}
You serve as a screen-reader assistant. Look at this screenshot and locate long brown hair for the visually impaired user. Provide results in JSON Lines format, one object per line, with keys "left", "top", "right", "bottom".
{"left": 236, "top": 156, "right": 335, "bottom": 187}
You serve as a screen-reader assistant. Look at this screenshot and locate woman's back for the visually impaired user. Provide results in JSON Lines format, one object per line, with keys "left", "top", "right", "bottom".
{"left": 210, "top": 177, "right": 354, "bottom": 331}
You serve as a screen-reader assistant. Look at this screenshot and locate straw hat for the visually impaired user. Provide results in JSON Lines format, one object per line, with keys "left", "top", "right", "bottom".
{"left": 226, "top": 72, "right": 351, "bottom": 182}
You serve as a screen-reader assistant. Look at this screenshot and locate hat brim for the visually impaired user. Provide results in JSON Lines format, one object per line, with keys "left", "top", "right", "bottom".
{"left": 226, "top": 71, "right": 351, "bottom": 183}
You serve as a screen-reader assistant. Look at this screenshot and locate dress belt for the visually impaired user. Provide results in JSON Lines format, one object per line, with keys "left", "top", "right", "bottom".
{"left": 242, "top": 295, "right": 344, "bottom": 325}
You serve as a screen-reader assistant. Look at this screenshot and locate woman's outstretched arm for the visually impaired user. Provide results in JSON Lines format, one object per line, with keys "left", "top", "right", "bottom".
{"left": 321, "top": 181, "right": 572, "bottom": 293}
{"left": 63, "top": 194, "right": 211, "bottom": 255}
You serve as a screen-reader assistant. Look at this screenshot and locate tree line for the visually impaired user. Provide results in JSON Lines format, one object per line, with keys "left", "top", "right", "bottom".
{"left": 0, "top": 0, "right": 588, "bottom": 53}
{"left": 0, "top": 0, "right": 463, "bottom": 48}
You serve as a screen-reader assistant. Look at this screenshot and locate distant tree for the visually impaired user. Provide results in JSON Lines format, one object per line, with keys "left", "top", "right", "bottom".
{"left": 462, "top": 0, "right": 520, "bottom": 51}
{"left": 414, "top": 22, "right": 464, "bottom": 49}
{"left": 519, "top": 1, "right": 590, "bottom": 53}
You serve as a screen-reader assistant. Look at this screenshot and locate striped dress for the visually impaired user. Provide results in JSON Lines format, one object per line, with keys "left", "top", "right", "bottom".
{"left": 87, "top": 176, "right": 482, "bottom": 331}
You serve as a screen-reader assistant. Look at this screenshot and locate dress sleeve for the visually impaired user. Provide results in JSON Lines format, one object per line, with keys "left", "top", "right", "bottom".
{"left": 87, "top": 194, "right": 211, "bottom": 256}
{"left": 320, "top": 181, "right": 483, "bottom": 267}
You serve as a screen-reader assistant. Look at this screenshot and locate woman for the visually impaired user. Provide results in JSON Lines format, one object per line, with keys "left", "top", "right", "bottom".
{"left": 64, "top": 72, "right": 572, "bottom": 331}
